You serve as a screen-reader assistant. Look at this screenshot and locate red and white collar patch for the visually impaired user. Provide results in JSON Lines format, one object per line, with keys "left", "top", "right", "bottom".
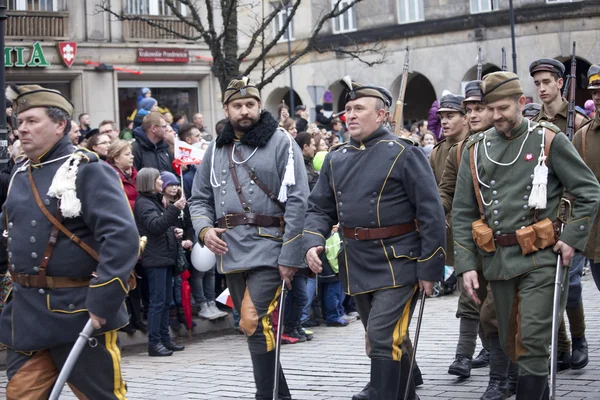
{"left": 525, "top": 153, "right": 534, "bottom": 162}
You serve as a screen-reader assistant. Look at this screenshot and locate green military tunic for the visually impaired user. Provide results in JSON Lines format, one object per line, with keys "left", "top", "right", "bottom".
{"left": 532, "top": 98, "right": 589, "bottom": 135}
{"left": 573, "top": 113, "right": 600, "bottom": 262}
{"left": 452, "top": 118, "right": 600, "bottom": 375}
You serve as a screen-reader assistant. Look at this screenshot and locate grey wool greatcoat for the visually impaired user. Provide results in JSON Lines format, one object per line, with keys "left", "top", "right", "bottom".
{"left": 189, "top": 112, "right": 309, "bottom": 273}
{"left": 0, "top": 135, "right": 140, "bottom": 352}
{"left": 303, "top": 126, "right": 447, "bottom": 295}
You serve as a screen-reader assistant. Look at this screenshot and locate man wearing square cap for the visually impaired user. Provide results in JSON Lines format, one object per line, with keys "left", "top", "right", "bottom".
{"left": 1, "top": 84, "right": 139, "bottom": 398}
{"left": 530, "top": 58, "right": 591, "bottom": 372}
{"left": 189, "top": 77, "right": 309, "bottom": 400}
{"left": 304, "top": 76, "right": 446, "bottom": 399}
{"left": 452, "top": 71, "right": 600, "bottom": 398}
{"left": 573, "top": 64, "right": 600, "bottom": 290}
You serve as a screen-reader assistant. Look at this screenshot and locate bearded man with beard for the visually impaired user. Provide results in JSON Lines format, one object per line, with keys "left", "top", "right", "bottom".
{"left": 452, "top": 71, "right": 600, "bottom": 399}
{"left": 189, "top": 77, "right": 308, "bottom": 400}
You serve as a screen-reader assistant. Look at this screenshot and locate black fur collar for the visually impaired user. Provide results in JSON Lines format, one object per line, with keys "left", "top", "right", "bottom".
{"left": 216, "top": 111, "right": 279, "bottom": 148}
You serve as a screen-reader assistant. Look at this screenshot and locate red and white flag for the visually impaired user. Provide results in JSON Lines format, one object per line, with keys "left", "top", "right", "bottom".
{"left": 174, "top": 137, "right": 205, "bottom": 166}
{"left": 216, "top": 288, "right": 234, "bottom": 308}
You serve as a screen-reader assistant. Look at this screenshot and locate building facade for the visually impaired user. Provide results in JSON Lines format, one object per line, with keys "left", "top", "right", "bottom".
{"left": 254, "top": 0, "right": 600, "bottom": 128}
{"left": 5, "top": 0, "right": 217, "bottom": 130}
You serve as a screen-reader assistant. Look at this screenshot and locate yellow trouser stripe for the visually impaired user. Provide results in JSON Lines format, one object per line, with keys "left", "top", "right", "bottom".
{"left": 105, "top": 330, "right": 127, "bottom": 399}
{"left": 262, "top": 285, "right": 283, "bottom": 352}
{"left": 392, "top": 285, "right": 418, "bottom": 361}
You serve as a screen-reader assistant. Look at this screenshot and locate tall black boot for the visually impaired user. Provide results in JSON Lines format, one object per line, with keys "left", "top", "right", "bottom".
{"left": 250, "top": 351, "right": 292, "bottom": 400}
{"left": 352, "top": 383, "right": 370, "bottom": 400}
{"left": 516, "top": 375, "right": 548, "bottom": 400}
{"left": 370, "top": 359, "right": 401, "bottom": 400}
{"left": 398, "top": 353, "right": 419, "bottom": 400}
{"left": 481, "top": 335, "right": 509, "bottom": 400}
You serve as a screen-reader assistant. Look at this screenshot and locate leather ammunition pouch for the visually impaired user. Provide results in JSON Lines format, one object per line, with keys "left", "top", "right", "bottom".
{"left": 515, "top": 225, "right": 538, "bottom": 255}
{"left": 472, "top": 219, "right": 497, "bottom": 253}
{"left": 497, "top": 218, "right": 558, "bottom": 255}
{"left": 532, "top": 218, "right": 557, "bottom": 250}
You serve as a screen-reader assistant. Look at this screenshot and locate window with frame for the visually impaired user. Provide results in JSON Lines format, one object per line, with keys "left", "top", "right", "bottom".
{"left": 332, "top": 0, "right": 357, "bottom": 34}
{"left": 272, "top": 3, "right": 294, "bottom": 41}
{"left": 470, "top": 0, "right": 499, "bottom": 13}
{"left": 7, "top": 0, "right": 64, "bottom": 11}
{"left": 397, "top": 0, "right": 424, "bottom": 24}
{"left": 126, "top": 0, "right": 188, "bottom": 16}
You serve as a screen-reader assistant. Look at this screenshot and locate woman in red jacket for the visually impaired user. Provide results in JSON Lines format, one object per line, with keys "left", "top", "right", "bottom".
{"left": 107, "top": 139, "right": 146, "bottom": 334}
{"left": 108, "top": 139, "right": 137, "bottom": 210}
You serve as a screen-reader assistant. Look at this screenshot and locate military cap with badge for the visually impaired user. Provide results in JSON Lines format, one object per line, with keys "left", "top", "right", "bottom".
{"left": 437, "top": 93, "right": 466, "bottom": 114}
{"left": 463, "top": 80, "right": 484, "bottom": 104}
{"left": 6, "top": 84, "right": 74, "bottom": 116}
{"left": 588, "top": 65, "right": 600, "bottom": 90}
{"left": 340, "top": 76, "right": 393, "bottom": 107}
{"left": 222, "top": 76, "right": 262, "bottom": 105}
{"left": 529, "top": 58, "right": 566, "bottom": 78}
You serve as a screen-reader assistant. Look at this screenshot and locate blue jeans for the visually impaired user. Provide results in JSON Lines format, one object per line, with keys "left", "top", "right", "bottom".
{"left": 338, "top": 285, "right": 346, "bottom": 317}
{"left": 320, "top": 281, "right": 343, "bottom": 323}
{"left": 567, "top": 251, "right": 585, "bottom": 309}
{"left": 284, "top": 274, "right": 308, "bottom": 329}
{"left": 191, "top": 266, "right": 216, "bottom": 304}
{"left": 301, "top": 277, "right": 317, "bottom": 323}
{"left": 172, "top": 275, "right": 182, "bottom": 306}
{"left": 146, "top": 267, "right": 173, "bottom": 345}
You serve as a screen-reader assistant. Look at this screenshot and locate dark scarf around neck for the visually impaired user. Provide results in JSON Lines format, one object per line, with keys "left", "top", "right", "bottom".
{"left": 216, "top": 111, "right": 279, "bottom": 148}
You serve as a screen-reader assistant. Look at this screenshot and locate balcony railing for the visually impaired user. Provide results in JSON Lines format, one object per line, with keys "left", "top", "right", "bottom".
{"left": 123, "top": 16, "right": 196, "bottom": 42}
{"left": 6, "top": 10, "right": 69, "bottom": 40}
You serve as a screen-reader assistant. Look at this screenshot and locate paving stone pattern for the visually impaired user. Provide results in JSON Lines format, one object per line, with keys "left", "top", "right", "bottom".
{"left": 2, "top": 274, "right": 599, "bottom": 399}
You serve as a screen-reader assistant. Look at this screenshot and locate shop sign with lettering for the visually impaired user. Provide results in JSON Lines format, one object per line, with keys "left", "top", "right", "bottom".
{"left": 5, "top": 42, "right": 50, "bottom": 68}
{"left": 137, "top": 48, "right": 189, "bottom": 63}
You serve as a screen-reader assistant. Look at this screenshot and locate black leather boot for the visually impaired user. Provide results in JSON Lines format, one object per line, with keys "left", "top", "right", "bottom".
{"left": 571, "top": 336, "right": 589, "bottom": 370}
{"left": 481, "top": 336, "right": 509, "bottom": 400}
{"left": 398, "top": 353, "right": 419, "bottom": 400}
{"left": 251, "top": 351, "right": 292, "bottom": 400}
{"left": 352, "top": 383, "right": 370, "bottom": 400}
{"left": 516, "top": 375, "right": 548, "bottom": 400}
{"left": 413, "top": 363, "right": 423, "bottom": 387}
{"left": 148, "top": 343, "right": 173, "bottom": 357}
{"left": 162, "top": 340, "right": 185, "bottom": 351}
{"left": 448, "top": 355, "right": 471, "bottom": 378}
{"left": 472, "top": 347, "right": 491, "bottom": 368}
{"left": 370, "top": 359, "right": 401, "bottom": 400}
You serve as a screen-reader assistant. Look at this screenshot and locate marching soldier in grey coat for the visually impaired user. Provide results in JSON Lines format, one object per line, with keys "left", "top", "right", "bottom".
{"left": 189, "top": 77, "right": 308, "bottom": 400}
{"left": 304, "top": 77, "right": 446, "bottom": 400}
{"left": 1, "top": 85, "right": 139, "bottom": 399}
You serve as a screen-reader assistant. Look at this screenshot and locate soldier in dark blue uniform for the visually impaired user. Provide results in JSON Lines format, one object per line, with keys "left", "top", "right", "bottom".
{"left": 2, "top": 85, "right": 139, "bottom": 399}
{"left": 304, "top": 77, "right": 446, "bottom": 400}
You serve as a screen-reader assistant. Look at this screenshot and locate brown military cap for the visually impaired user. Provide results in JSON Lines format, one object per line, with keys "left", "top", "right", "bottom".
{"left": 6, "top": 84, "right": 74, "bottom": 116}
{"left": 529, "top": 58, "right": 565, "bottom": 78}
{"left": 463, "top": 80, "right": 484, "bottom": 104}
{"left": 588, "top": 65, "right": 600, "bottom": 90}
{"left": 223, "top": 76, "right": 261, "bottom": 105}
{"left": 482, "top": 72, "right": 524, "bottom": 104}
{"left": 340, "top": 76, "right": 393, "bottom": 107}
{"left": 437, "top": 93, "right": 466, "bottom": 114}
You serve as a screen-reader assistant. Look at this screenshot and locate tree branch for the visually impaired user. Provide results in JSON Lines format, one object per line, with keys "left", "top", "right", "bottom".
{"left": 237, "top": 1, "right": 287, "bottom": 63}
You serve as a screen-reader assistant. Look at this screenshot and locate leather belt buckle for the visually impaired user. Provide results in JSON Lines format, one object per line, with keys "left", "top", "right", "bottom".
{"left": 18, "top": 273, "right": 30, "bottom": 288}
{"left": 225, "top": 214, "right": 234, "bottom": 229}
{"left": 354, "top": 227, "right": 366, "bottom": 240}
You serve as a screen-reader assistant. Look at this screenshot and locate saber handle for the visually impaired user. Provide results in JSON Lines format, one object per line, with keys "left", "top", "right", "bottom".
{"left": 404, "top": 290, "right": 426, "bottom": 400}
{"left": 273, "top": 281, "right": 287, "bottom": 400}
{"left": 49, "top": 319, "right": 95, "bottom": 400}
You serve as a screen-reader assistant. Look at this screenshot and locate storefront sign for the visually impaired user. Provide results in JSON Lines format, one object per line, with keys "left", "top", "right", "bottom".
{"left": 5, "top": 42, "right": 50, "bottom": 68}
{"left": 137, "top": 48, "right": 189, "bottom": 63}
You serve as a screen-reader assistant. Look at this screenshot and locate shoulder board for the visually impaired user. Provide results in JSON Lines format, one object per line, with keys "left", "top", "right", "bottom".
{"left": 579, "top": 118, "right": 593, "bottom": 130}
{"left": 432, "top": 138, "right": 446, "bottom": 149}
{"left": 537, "top": 120, "right": 561, "bottom": 135}
{"left": 73, "top": 148, "right": 99, "bottom": 163}
{"left": 576, "top": 109, "right": 589, "bottom": 119}
{"left": 466, "top": 130, "right": 488, "bottom": 148}
{"left": 397, "top": 137, "right": 417, "bottom": 147}
{"left": 328, "top": 143, "right": 346, "bottom": 152}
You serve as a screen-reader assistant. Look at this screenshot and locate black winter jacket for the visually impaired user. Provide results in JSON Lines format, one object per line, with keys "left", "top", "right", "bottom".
{"left": 132, "top": 126, "right": 174, "bottom": 173}
{"left": 134, "top": 193, "right": 180, "bottom": 268}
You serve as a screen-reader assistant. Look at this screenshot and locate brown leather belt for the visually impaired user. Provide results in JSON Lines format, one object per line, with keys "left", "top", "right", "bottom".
{"left": 10, "top": 271, "right": 91, "bottom": 289}
{"left": 494, "top": 233, "right": 518, "bottom": 247}
{"left": 217, "top": 213, "right": 284, "bottom": 230}
{"left": 342, "top": 221, "right": 417, "bottom": 241}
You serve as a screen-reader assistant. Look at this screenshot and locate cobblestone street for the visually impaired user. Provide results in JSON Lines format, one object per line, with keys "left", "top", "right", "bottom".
{"left": 2, "top": 274, "right": 600, "bottom": 399}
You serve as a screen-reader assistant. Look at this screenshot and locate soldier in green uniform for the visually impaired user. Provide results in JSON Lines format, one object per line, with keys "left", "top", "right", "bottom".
{"left": 304, "top": 77, "right": 446, "bottom": 400}
{"left": 529, "top": 58, "right": 591, "bottom": 371}
{"left": 573, "top": 64, "right": 600, "bottom": 290}
{"left": 431, "top": 94, "right": 482, "bottom": 379}
{"left": 453, "top": 71, "right": 600, "bottom": 398}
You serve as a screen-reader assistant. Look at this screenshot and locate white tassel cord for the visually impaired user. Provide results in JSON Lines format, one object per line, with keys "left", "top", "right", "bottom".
{"left": 277, "top": 129, "right": 296, "bottom": 203}
{"left": 47, "top": 154, "right": 83, "bottom": 218}
{"left": 528, "top": 130, "right": 548, "bottom": 210}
